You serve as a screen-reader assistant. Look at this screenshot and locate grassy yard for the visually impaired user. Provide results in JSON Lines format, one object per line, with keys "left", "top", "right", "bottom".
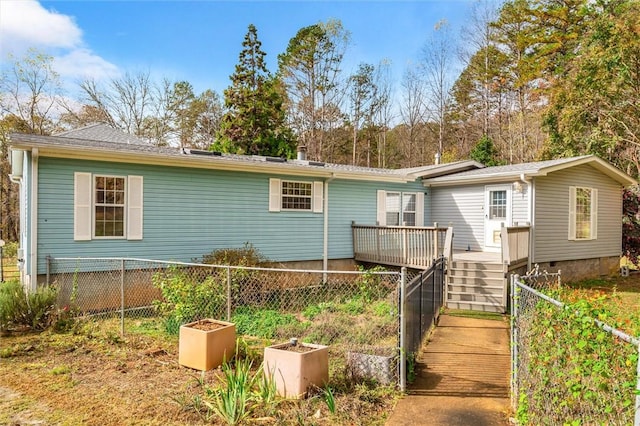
{"left": 562, "top": 274, "right": 640, "bottom": 337}
{"left": 0, "top": 314, "right": 400, "bottom": 425}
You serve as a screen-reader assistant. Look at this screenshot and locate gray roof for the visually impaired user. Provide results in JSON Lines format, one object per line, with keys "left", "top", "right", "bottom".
{"left": 55, "top": 123, "right": 148, "bottom": 145}
{"left": 424, "top": 155, "right": 636, "bottom": 187}
{"left": 10, "top": 129, "right": 481, "bottom": 182}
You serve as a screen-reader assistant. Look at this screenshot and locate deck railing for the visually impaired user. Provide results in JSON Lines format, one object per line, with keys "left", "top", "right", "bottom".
{"left": 501, "top": 225, "right": 530, "bottom": 266}
{"left": 352, "top": 223, "right": 452, "bottom": 269}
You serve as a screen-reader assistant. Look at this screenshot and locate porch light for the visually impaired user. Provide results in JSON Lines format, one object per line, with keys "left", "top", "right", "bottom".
{"left": 512, "top": 181, "right": 523, "bottom": 193}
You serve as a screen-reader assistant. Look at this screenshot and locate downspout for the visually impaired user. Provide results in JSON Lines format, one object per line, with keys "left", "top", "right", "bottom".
{"left": 520, "top": 173, "right": 533, "bottom": 271}
{"left": 29, "top": 148, "right": 39, "bottom": 291}
{"left": 323, "top": 174, "right": 335, "bottom": 274}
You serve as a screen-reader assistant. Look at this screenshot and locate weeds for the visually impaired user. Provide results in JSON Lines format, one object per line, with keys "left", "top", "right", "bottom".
{"left": 0, "top": 280, "right": 58, "bottom": 332}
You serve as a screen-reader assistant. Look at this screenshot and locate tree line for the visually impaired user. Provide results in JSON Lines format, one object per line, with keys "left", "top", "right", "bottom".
{"left": 1, "top": 0, "right": 639, "bottom": 242}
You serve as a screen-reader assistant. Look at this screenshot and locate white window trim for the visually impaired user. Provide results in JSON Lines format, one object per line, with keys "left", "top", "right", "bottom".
{"left": 93, "top": 174, "right": 127, "bottom": 240}
{"left": 568, "top": 186, "right": 598, "bottom": 241}
{"left": 376, "top": 190, "right": 424, "bottom": 227}
{"left": 268, "top": 178, "right": 323, "bottom": 213}
{"left": 74, "top": 173, "right": 143, "bottom": 241}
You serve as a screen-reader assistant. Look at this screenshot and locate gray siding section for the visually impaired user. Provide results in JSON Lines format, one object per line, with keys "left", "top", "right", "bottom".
{"left": 512, "top": 185, "right": 530, "bottom": 225}
{"left": 431, "top": 185, "right": 485, "bottom": 251}
{"left": 533, "top": 164, "right": 622, "bottom": 263}
{"left": 431, "top": 181, "right": 530, "bottom": 251}
{"left": 36, "top": 157, "right": 429, "bottom": 273}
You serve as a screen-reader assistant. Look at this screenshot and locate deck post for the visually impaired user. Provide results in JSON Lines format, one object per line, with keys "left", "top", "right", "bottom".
{"left": 399, "top": 266, "right": 407, "bottom": 391}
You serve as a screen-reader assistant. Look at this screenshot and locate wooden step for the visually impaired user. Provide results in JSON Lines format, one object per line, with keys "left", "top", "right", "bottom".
{"left": 448, "top": 269, "right": 505, "bottom": 279}
{"left": 448, "top": 275, "right": 504, "bottom": 285}
{"left": 450, "top": 261, "right": 503, "bottom": 271}
{"left": 446, "top": 300, "right": 505, "bottom": 313}
{"left": 448, "top": 291, "right": 504, "bottom": 304}
{"left": 447, "top": 283, "right": 503, "bottom": 293}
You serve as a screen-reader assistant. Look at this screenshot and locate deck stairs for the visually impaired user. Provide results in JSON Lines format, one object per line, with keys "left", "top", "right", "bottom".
{"left": 446, "top": 259, "right": 507, "bottom": 313}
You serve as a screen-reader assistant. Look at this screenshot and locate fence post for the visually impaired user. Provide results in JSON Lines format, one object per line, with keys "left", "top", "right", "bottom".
{"left": 120, "top": 259, "right": 125, "bottom": 336}
{"left": 399, "top": 266, "right": 407, "bottom": 392}
{"left": 510, "top": 274, "right": 519, "bottom": 412}
{"left": 636, "top": 344, "right": 640, "bottom": 426}
{"left": 226, "top": 266, "right": 232, "bottom": 322}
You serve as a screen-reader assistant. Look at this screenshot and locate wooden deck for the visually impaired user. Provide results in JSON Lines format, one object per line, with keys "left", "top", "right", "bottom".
{"left": 452, "top": 250, "right": 501, "bottom": 263}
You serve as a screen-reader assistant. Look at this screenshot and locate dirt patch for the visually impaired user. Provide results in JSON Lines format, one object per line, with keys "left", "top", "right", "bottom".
{"left": 0, "top": 322, "right": 398, "bottom": 425}
{"left": 184, "top": 319, "right": 230, "bottom": 331}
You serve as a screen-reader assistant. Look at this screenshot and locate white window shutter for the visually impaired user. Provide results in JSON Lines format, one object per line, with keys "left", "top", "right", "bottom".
{"left": 269, "top": 178, "right": 281, "bottom": 212}
{"left": 74, "top": 172, "right": 92, "bottom": 241}
{"left": 313, "top": 181, "right": 323, "bottom": 213}
{"left": 591, "top": 188, "right": 598, "bottom": 240}
{"left": 415, "top": 192, "right": 424, "bottom": 227}
{"left": 377, "top": 190, "right": 386, "bottom": 226}
{"left": 568, "top": 186, "right": 576, "bottom": 240}
{"left": 127, "top": 175, "right": 143, "bottom": 240}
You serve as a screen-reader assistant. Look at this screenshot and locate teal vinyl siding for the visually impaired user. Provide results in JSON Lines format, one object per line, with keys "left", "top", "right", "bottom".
{"left": 327, "top": 180, "right": 429, "bottom": 259}
{"left": 36, "top": 157, "right": 429, "bottom": 273}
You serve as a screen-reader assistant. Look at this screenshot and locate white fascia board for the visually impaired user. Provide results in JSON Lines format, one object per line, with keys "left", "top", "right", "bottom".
{"left": 423, "top": 172, "right": 533, "bottom": 187}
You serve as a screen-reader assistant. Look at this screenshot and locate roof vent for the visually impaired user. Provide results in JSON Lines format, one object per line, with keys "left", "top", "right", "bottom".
{"left": 265, "top": 156, "right": 286, "bottom": 163}
{"left": 297, "top": 145, "right": 307, "bottom": 161}
{"left": 190, "top": 149, "right": 222, "bottom": 156}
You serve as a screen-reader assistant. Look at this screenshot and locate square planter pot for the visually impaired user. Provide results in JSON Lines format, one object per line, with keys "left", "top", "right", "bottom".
{"left": 263, "top": 341, "right": 329, "bottom": 399}
{"left": 178, "top": 319, "right": 236, "bottom": 371}
{"left": 347, "top": 348, "right": 396, "bottom": 385}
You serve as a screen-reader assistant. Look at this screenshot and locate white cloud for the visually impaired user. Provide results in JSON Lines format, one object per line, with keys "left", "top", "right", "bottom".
{"left": 54, "top": 49, "right": 120, "bottom": 80}
{"left": 0, "top": 0, "right": 82, "bottom": 49}
{"left": 0, "top": 0, "right": 119, "bottom": 83}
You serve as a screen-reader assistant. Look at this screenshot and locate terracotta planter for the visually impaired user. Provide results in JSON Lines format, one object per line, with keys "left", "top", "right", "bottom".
{"left": 178, "top": 319, "right": 236, "bottom": 371}
{"left": 263, "top": 341, "right": 329, "bottom": 398}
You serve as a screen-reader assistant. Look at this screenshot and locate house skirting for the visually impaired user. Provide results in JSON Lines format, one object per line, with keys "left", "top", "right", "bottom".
{"left": 534, "top": 256, "right": 620, "bottom": 282}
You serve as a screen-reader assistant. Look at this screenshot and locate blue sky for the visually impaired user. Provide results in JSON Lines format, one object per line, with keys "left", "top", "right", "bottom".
{"left": 1, "top": 0, "right": 487, "bottom": 98}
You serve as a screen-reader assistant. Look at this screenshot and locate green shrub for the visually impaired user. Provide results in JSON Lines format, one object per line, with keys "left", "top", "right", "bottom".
{"left": 0, "top": 280, "right": 58, "bottom": 332}
{"left": 153, "top": 266, "right": 226, "bottom": 334}
{"left": 2, "top": 241, "right": 18, "bottom": 258}
{"left": 199, "top": 242, "right": 266, "bottom": 267}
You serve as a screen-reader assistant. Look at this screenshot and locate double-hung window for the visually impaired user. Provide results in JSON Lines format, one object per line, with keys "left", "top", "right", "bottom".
{"left": 94, "top": 176, "right": 125, "bottom": 237}
{"left": 568, "top": 186, "right": 598, "bottom": 240}
{"left": 377, "top": 190, "right": 423, "bottom": 226}
{"left": 74, "top": 172, "right": 143, "bottom": 241}
{"left": 269, "top": 178, "right": 323, "bottom": 213}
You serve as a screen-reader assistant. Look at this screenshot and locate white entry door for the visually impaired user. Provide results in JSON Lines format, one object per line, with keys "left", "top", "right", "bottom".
{"left": 484, "top": 185, "right": 512, "bottom": 251}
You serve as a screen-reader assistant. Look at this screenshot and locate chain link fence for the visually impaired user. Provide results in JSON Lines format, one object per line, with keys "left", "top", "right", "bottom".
{"left": 511, "top": 270, "right": 640, "bottom": 425}
{"left": 46, "top": 257, "right": 403, "bottom": 386}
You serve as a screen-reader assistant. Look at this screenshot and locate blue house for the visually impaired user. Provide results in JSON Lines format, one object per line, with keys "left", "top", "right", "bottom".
{"left": 8, "top": 124, "right": 635, "bottom": 312}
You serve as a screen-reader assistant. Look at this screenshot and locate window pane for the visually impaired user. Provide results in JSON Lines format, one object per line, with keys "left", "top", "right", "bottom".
{"left": 402, "top": 194, "right": 416, "bottom": 212}
{"left": 386, "top": 212, "right": 400, "bottom": 226}
{"left": 576, "top": 188, "right": 591, "bottom": 239}
{"left": 490, "top": 190, "right": 507, "bottom": 219}
{"left": 386, "top": 193, "right": 400, "bottom": 212}
{"left": 403, "top": 212, "right": 416, "bottom": 226}
{"left": 281, "top": 181, "right": 312, "bottom": 210}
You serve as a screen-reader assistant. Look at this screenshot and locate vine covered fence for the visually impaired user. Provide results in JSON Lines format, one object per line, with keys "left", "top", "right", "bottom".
{"left": 511, "top": 272, "right": 640, "bottom": 425}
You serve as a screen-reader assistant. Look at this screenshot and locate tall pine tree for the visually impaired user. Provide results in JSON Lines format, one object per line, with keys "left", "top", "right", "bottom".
{"left": 217, "top": 24, "right": 295, "bottom": 158}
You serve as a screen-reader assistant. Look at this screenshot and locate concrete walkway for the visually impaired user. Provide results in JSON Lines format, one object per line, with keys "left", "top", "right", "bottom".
{"left": 386, "top": 314, "right": 511, "bottom": 426}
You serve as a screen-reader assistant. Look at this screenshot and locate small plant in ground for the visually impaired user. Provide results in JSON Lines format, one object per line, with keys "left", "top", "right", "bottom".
{"left": 322, "top": 385, "right": 336, "bottom": 414}
{"left": 153, "top": 266, "right": 226, "bottom": 334}
{"left": 205, "top": 358, "right": 256, "bottom": 425}
{"left": 200, "top": 355, "right": 280, "bottom": 425}
{"left": 356, "top": 265, "right": 389, "bottom": 303}
{"left": 0, "top": 280, "right": 58, "bottom": 332}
